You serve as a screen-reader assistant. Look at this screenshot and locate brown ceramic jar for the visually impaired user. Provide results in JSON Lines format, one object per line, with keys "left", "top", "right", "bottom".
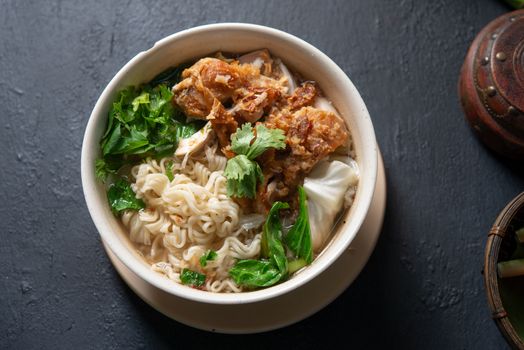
{"left": 459, "top": 9, "right": 524, "bottom": 159}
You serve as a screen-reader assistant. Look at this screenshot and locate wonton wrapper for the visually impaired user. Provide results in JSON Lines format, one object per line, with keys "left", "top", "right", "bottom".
{"left": 304, "top": 160, "right": 358, "bottom": 252}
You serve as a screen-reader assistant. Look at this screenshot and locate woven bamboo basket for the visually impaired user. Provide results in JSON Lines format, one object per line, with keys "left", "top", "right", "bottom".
{"left": 485, "top": 192, "right": 524, "bottom": 349}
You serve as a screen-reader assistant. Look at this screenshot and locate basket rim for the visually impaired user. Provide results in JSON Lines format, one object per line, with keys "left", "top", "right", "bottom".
{"left": 484, "top": 191, "right": 524, "bottom": 349}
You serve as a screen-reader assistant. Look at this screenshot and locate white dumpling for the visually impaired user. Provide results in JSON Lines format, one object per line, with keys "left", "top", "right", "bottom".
{"left": 303, "top": 160, "right": 359, "bottom": 252}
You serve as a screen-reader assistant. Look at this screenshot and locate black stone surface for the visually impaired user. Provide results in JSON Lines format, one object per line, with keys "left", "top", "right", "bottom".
{"left": 1, "top": 0, "right": 521, "bottom": 348}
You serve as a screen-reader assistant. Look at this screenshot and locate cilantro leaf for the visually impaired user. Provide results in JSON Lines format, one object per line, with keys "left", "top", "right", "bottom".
{"left": 224, "top": 124, "right": 286, "bottom": 198}
{"left": 223, "top": 154, "right": 263, "bottom": 198}
{"left": 180, "top": 268, "right": 206, "bottom": 287}
{"left": 199, "top": 250, "right": 217, "bottom": 267}
{"left": 230, "top": 123, "right": 255, "bottom": 155}
{"left": 284, "top": 186, "right": 313, "bottom": 263}
{"left": 230, "top": 123, "right": 286, "bottom": 161}
{"left": 132, "top": 91, "right": 150, "bottom": 112}
{"left": 107, "top": 179, "right": 145, "bottom": 215}
{"left": 246, "top": 124, "right": 286, "bottom": 159}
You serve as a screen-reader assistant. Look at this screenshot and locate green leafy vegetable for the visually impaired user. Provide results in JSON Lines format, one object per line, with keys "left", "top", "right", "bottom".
{"left": 95, "top": 158, "right": 116, "bottom": 182}
{"left": 261, "top": 201, "right": 289, "bottom": 274}
{"left": 96, "top": 69, "right": 205, "bottom": 184}
{"left": 229, "top": 259, "right": 282, "bottom": 287}
{"left": 229, "top": 189, "right": 315, "bottom": 289}
{"left": 230, "top": 201, "right": 289, "bottom": 288}
{"left": 180, "top": 268, "right": 206, "bottom": 287}
{"left": 223, "top": 155, "right": 263, "bottom": 198}
{"left": 225, "top": 124, "right": 286, "bottom": 198}
{"left": 199, "top": 250, "right": 217, "bottom": 267}
{"left": 132, "top": 91, "right": 150, "bottom": 111}
{"left": 287, "top": 258, "right": 307, "bottom": 274}
{"left": 101, "top": 84, "right": 179, "bottom": 157}
{"left": 284, "top": 186, "right": 313, "bottom": 263}
{"left": 107, "top": 179, "right": 145, "bottom": 215}
{"left": 96, "top": 65, "right": 206, "bottom": 217}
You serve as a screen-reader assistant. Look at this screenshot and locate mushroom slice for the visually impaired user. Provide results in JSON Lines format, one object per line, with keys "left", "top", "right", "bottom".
{"left": 174, "top": 122, "right": 213, "bottom": 157}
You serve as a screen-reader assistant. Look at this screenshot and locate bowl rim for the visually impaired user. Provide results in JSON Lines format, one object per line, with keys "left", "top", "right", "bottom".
{"left": 81, "top": 22, "right": 378, "bottom": 304}
{"left": 484, "top": 191, "right": 524, "bottom": 349}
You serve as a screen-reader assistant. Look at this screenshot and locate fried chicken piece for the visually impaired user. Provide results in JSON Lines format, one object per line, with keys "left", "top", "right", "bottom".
{"left": 194, "top": 58, "right": 242, "bottom": 101}
{"left": 288, "top": 81, "right": 317, "bottom": 110}
{"left": 264, "top": 106, "right": 348, "bottom": 188}
{"left": 207, "top": 99, "right": 238, "bottom": 151}
{"left": 231, "top": 86, "right": 281, "bottom": 123}
{"left": 172, "top": 58, "right": 242, "bottom": 119}
{"left": 172, "top": 77, "right": 215, "bottom": 119}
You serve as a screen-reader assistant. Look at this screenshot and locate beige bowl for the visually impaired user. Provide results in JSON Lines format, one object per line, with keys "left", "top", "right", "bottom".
{"left": 81, "top": 23, "right": 378, "bottom": 304}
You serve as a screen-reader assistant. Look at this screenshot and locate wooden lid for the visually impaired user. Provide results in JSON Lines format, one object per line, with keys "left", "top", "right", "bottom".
{"left": 459, "top": 9, "right": 524, "bottom": 159}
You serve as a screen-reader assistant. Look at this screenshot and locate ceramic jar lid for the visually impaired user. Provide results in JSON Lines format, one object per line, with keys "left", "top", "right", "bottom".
{"left": 459, "top": 9, "right": 524, "bottom": 158}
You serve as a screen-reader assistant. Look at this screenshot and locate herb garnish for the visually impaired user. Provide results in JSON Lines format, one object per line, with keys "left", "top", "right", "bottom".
{"left": 107, "top": 179, "right": 145, "bottom": 215}
{"left": 224, "top": 124, "right": 286, "bottom": 198}
{"left": 180, "top": 268, "right": 206, "bottom": 288}
{"left": 95, "top": 65, "right": 204, "bottom": 215}
{"left": 199, "top": 250, "right": 217, "bottom": 267}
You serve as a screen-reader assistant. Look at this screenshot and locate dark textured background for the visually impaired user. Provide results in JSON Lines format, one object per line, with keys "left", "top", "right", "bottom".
{"left": 1, "top": 0, "right": 521, "bottom": 348}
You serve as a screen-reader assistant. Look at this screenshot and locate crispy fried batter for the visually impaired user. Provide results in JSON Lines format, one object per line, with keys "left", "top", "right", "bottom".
{"left": 172, "top": 76, "right": 215, "bottom": 119}
{"left": 257, "top": 107, "right": 348, "bottom": 211}
{"left": 172, "top": 58, "right": 243, "bottom": 119}
{"left": 172, "top": 56, "right": 285, "bottom": 124}
{"left": 193, "top": 58, "right": 242, "bottom": 101}
{"left": 207, "top": 99, "right": 238, "bottom": 151}
{"left": 288, "top": 81, "right": 317, "bottom": 110}
{"left": 171, "top": 51, "right": 350, "bottom": 214}
{"left": 232, "top": 86, "right": 281, "bottom": 123}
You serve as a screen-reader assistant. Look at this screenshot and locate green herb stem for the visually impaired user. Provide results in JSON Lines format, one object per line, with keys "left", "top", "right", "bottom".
{"left": 516, "top": 227, "right": 524, "bottom": 244}
{"left": 498, "top": 259, "right": 524, "bottom": 278}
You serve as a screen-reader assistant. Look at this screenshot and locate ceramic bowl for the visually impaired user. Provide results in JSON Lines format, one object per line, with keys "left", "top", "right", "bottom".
{"left": 81, "top": 23, "right": 378, "bottom": 304}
